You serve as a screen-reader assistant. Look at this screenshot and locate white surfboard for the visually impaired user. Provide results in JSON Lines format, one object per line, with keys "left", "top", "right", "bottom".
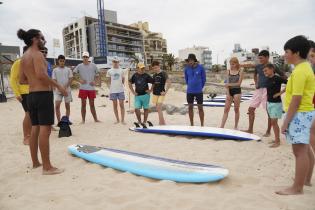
{"left": 130, "top": 125, "right": 261, "bottom": 141}
{"left": 204, "top": 98, "right": 245, "bottom": 103}
{"left": 68, "top": 144, "right": 229, "bottom": 183}
{"left": 204, "top": 95, "right": 252, "bottom": 103}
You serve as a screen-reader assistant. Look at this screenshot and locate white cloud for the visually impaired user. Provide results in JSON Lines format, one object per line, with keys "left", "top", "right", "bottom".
{"left": 0, "top": 0, "right": 314, "bottom": 63}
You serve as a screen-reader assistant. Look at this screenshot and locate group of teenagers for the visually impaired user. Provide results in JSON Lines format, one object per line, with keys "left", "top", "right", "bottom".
{"left": 11, "top": 28, "right": 315, "bottom": 195}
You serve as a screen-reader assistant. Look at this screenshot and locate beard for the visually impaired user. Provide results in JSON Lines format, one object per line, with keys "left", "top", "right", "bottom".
{"left": 38, "top": 41, "right": 45, "bottom": 50}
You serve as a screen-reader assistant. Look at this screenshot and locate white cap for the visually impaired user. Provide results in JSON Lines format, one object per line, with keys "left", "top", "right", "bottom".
{"left": 82, "top": 51, "right": 89, "bottom": 57}
{"left": 112, "top": 56, "right": 119, "bottom": 62}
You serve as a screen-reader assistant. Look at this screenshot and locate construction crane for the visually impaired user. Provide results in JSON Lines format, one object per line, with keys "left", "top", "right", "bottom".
{"left": 97, "top": 0, "right": 107, "bottom": 57}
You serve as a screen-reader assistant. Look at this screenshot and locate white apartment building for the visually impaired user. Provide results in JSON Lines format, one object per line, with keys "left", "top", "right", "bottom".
{"left": 178, "top": 46, "right": 212, "bottom": 70}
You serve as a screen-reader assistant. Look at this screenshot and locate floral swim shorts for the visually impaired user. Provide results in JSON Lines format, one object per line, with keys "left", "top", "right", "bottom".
{"left": 285, "top": 111, "right": 315, "bottom": 144}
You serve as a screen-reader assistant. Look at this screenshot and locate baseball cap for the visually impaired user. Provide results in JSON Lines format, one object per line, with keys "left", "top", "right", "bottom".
{"left": 82, "top": 51, "right": 90, "bottom": 57}
{"left": 112, "top": 56, "right": 119, "bottom": 62}
{"left": 137, "top": 63, "right": 145, "bottom": 69}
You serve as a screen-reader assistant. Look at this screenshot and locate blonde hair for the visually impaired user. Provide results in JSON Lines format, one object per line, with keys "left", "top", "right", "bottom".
{"left": 229, "top": 57, "right": 240, "bottom": 70}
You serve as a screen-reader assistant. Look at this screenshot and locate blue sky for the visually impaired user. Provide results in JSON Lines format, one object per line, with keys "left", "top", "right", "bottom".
{"left": 0, "top": 0, "right": 314, "bottom": 63}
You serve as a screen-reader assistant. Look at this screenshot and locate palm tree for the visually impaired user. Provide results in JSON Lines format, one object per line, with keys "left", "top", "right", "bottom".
{"left": 166, "top": 53, "right": 175, "bottom": 71}
{"left": 129, "top": 53, "right": 140, "bottom": 70}
{"left": 162, "top": 54, "right": 168, "bottom": 70}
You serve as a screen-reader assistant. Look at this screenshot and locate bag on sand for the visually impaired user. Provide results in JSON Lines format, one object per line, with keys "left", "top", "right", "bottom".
{"left": 0, "top": 92, "right": 7, "bottom": 103}
{"left": 57, "top": 116, "right": 72, "bottom": 138}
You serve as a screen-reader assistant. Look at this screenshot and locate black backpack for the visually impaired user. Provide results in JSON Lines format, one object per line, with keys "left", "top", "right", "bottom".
{"left": 57, "top": 116, "right": 72, "bottom": 138}
{"left": 0, "top": 92, "right": 7, "bottom": 103}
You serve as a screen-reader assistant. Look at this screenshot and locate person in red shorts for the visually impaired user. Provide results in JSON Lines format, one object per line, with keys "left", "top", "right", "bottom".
{"left": 73, "top": 52, "right": 100, "bottom": 123}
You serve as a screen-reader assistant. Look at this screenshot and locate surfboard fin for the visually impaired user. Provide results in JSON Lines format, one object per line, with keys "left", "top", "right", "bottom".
{"left": 134, "top": 122, "right": 140, "bottom": 128}
{"left": 147, "top": 121, "right": 153, "bottom": 127}
{"left": 141, "top": 123, "right": 147, "bottom": 129}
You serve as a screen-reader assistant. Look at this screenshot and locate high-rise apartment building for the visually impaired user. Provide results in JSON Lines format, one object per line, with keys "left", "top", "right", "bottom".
{"left": 130, "top": 21, "right": 167, "bottom": 65}
{"left": 62, "top": 10, "right": 144, "bottom": 64}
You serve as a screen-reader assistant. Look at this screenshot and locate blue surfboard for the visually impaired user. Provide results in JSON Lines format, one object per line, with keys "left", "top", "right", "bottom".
{"left": 130, "top": 125, "right": 261, "bottom": 141}
{"left": 68, "top": 144, "right": 229, "bottom": 183}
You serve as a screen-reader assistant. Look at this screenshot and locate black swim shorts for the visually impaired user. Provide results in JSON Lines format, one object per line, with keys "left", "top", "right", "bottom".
{"left": 186, "top": 93, "right": 203, "bottom": 104}
{"left": 27, "top": 91, "right": 54, "bottom": 126}
{"left": 229, "top": 88, "right": 241, "bottom": 97}
{"left": 21, "top": 94, "right": 29, "bottom": 112}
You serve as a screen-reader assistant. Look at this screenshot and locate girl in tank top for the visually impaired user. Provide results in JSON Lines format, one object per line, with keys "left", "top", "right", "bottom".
{"left": 220, "top": 57, "right": 244, "bottom": 129}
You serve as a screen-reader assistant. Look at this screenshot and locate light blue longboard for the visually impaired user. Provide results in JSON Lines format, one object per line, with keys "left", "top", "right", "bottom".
{"left": 130, "top": 125, "right": 261, "bottom": 141}
{"left": 68, "top": 144, "right": 229, "bottom": 183}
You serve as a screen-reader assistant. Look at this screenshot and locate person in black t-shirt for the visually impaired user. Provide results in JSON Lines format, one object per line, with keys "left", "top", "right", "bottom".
{"left": 151, "top": 61, "right": 171, "bottom": 125}
{"left": 128, "top": 63, "right": 153, "bottom": 126}
{"left": 263, "top": 64, "right": 287, "bottom": 148}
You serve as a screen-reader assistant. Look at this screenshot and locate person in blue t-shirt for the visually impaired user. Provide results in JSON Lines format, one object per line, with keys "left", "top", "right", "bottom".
{"left": 40, "top": 47, "right": 53, "bottom": 78}
{"left": 184, "top": 54, "right": 206, "bottom": 126}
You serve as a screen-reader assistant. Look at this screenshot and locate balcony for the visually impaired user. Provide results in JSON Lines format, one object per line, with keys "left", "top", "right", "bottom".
{"left": 107, "top": 39, "right": 143, "bottom": 47}
{"left": 107, "top": 31, "right": 143, "bottom": 40}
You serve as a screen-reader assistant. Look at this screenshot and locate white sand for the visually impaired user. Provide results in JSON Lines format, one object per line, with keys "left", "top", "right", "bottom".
{"left": 0, "top": 88, "right": 314, "bottom": 210}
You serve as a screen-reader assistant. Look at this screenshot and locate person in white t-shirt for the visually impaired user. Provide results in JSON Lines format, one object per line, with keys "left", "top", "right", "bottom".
{"left": 52, "top": 55, "right": 73, "bottom": 122}
{"left": 106, "top": 57, "right": 126, "bottom": 124}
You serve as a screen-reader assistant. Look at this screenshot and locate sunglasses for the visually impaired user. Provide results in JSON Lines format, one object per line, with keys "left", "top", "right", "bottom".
{"left": 41, "top": 51, "right": 48, "bottom": 54}
{"left": 83, "top": 56, "right": 89, "bottom": 58}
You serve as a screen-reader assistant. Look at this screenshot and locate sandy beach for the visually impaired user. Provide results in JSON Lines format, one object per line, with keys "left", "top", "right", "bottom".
{"left": 0, "top": 86, "right": 314, "bottom": 210}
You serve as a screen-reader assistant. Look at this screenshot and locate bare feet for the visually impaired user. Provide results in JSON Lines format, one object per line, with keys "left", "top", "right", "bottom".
{"left": 121, "top": 121, "right": 126, "bottom": 125}
{"left": 33, "top": 163, "right": 42, "bottom": 169}
{"left": 95, "top": 119, "right": 101, "bottom": 123}
{"left": 304, "top": 182, "right": 312, "bottom": 187}
{"left": 269, "top": 142, "right": 280, "bottom": 148}
{"left": 42, "top": 167, "right": 64, "bottom": 175}
{"left": 263, "top": 132, "right": 271, "bottom": 137}
{"left": 242, "top": 129, "right": 253, "bottom": 134}
{"left": 114, "top": 121, "right": 119, "bottom": 124}
{"left": 80, "top": 121, "right": 85, "bottom": 124}
{"left": 275, "top": 187, "right": 303, "bottom": 195}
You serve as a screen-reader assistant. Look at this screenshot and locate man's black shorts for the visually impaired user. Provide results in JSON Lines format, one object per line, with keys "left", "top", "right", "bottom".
{"left": 186, "top": 93, "right": 203, "bottom": 104}
{"left": 27, "top": 91, "right": 54, "bottom": 126}
{"left": 21, "top": 94, "right": 29, "bottom": 112}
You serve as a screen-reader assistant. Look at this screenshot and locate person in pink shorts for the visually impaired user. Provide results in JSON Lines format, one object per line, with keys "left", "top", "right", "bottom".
{"left": 243, "top": 50, "right": 286, "bottom": 135}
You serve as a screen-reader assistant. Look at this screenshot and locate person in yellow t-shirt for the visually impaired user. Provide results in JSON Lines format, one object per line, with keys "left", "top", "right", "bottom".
{"left": 9, "top": 46, "right": 31, "bottom": 145}
{"left": 307, "top": 40, "right": 315, "bottom": 169}
{"left": 276, "top": 36, "right": 315, "bottom": 196}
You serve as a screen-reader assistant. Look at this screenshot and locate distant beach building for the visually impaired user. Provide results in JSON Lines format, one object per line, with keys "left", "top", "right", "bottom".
{"left": 130, "top": 21, "right": 167, "bottom": 65}
{"left": 227, "top": 44, "right": 283, "bottom": 70}
{"left": 178, "top": 46, "right": 212, "bottom": 70}
{"left": 233, "top": 43, "right": 242, "bottom": 53}
{"left": 0, "top": 43, "right": 20, "bottom": 94}
{"left": 228, "top": 46, "right": 257, "bottom": 69}
{"left": 62, "top": 10, "right": 145, "bottom": 68}
{"left": 0, "top": 43, "right": 20, "bottom": 61}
